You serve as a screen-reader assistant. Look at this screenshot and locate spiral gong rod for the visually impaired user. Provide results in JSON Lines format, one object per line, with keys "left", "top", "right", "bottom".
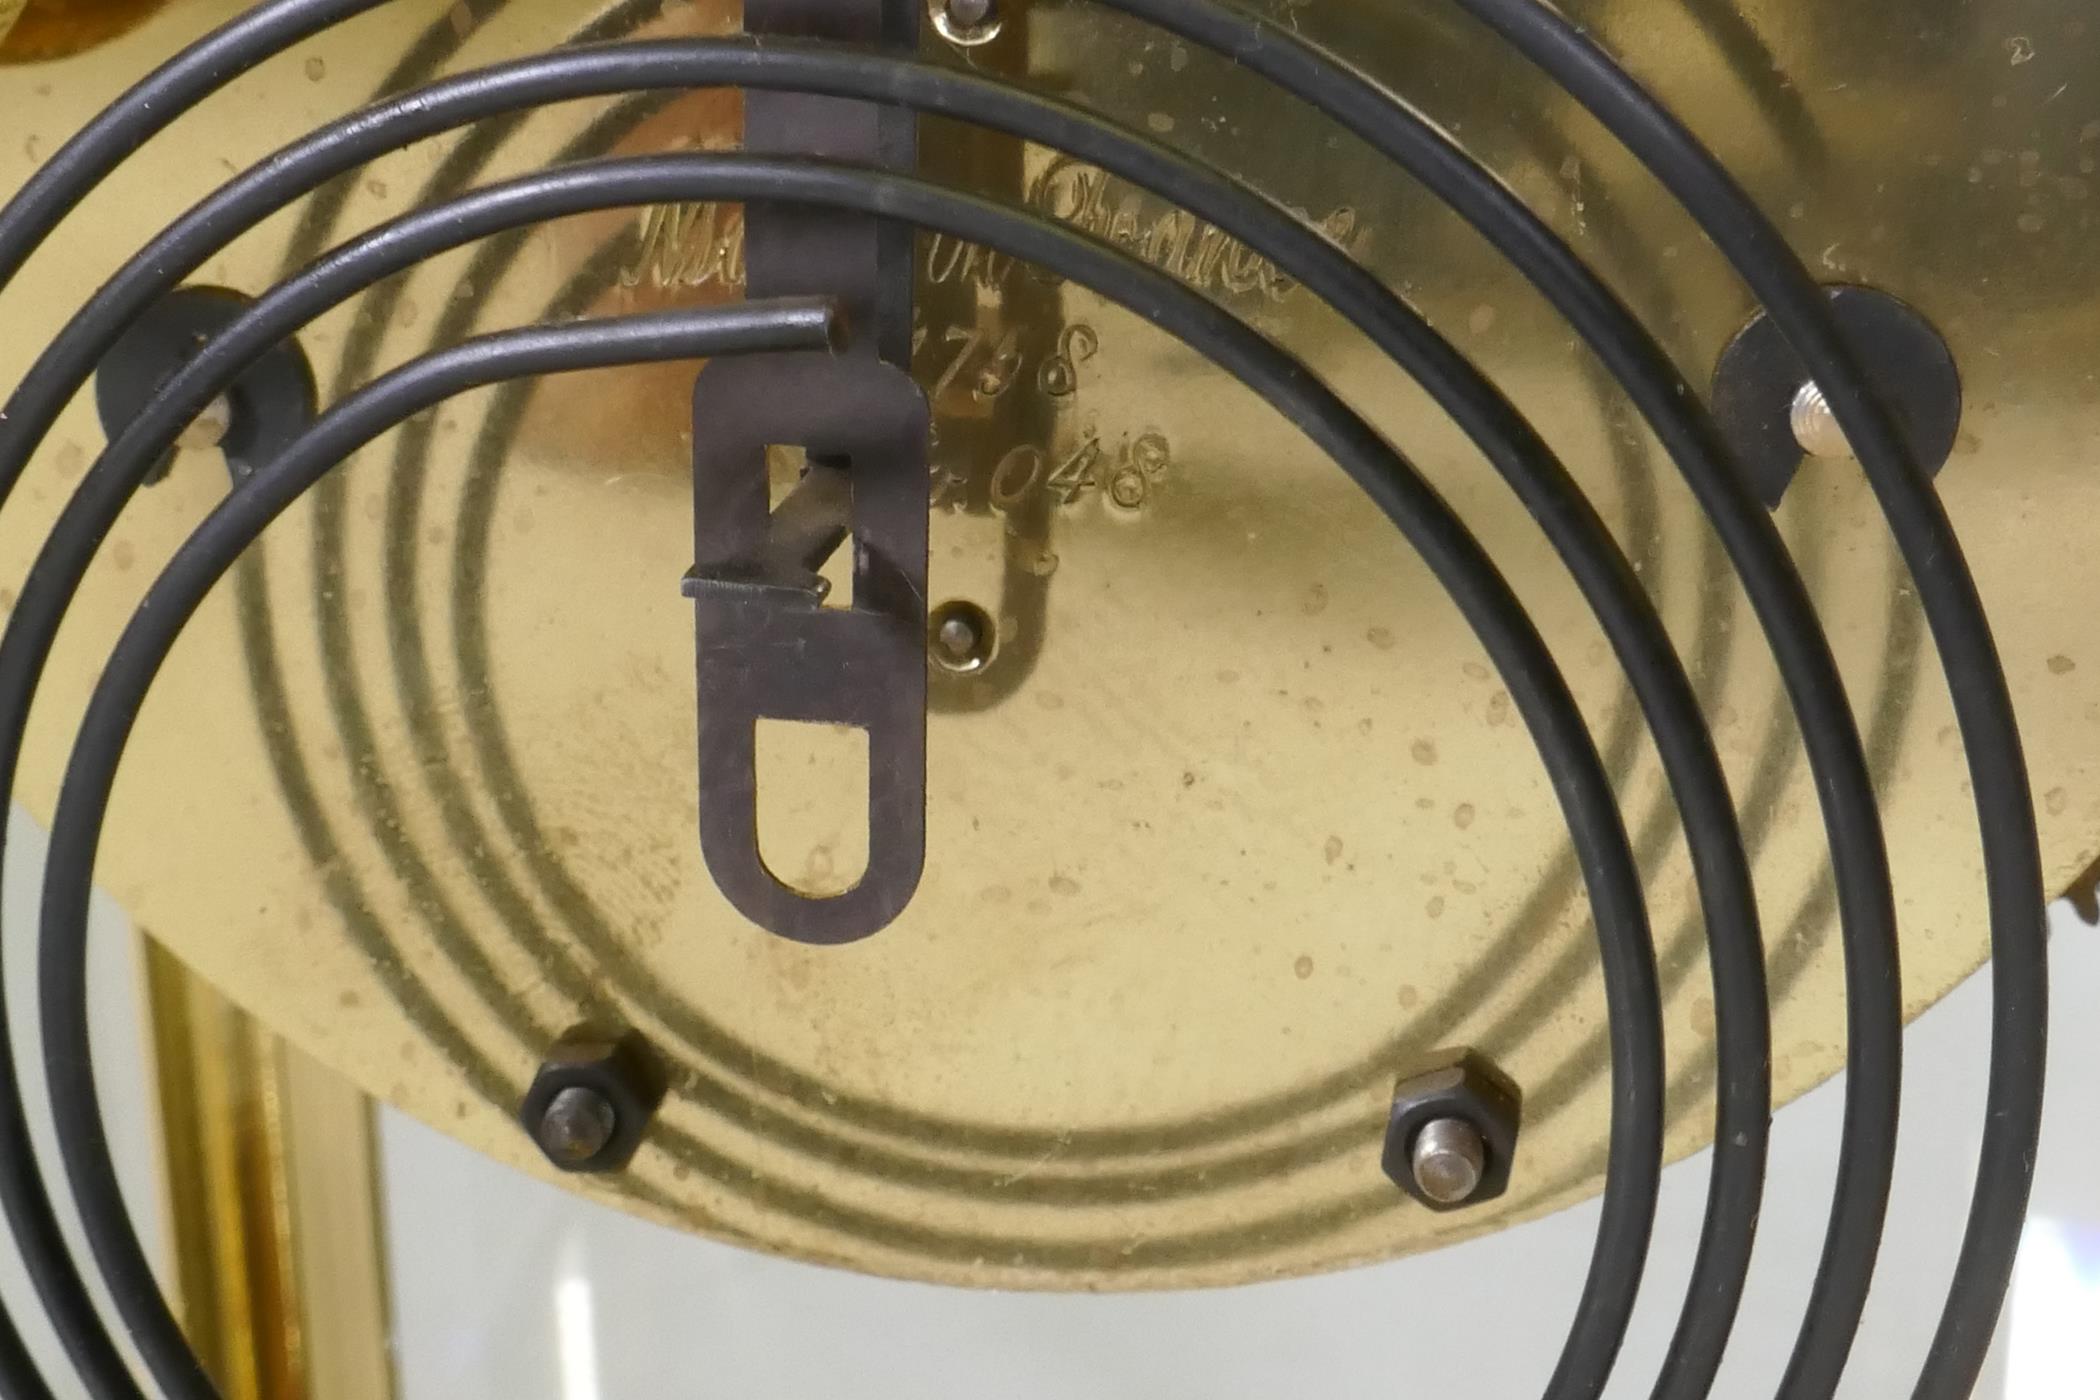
{"left": 0, "top": 31, "right": 1776, "bottom": 1377}
{"left": 0, "top": 57, "right": 1738, "bottom": 1400}
{"left": 0, "top": 46, "right": 1749, "bottom": 1397}
{"left": 0, "top": 35, "right": 1822, "bottom": 1394}
{"left": 24, "top": 149, "right": 1660, "bottom": 1400}
{"left": 0, "top": 35, "right": 1888, "bottom": 1395}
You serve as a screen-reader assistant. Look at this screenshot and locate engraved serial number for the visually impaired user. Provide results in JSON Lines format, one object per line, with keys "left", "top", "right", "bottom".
{"left": 932, "top": 430, "right": 1173, "bottom": 515}
{"left": 914, "top": 318, "right": 1100, "bottom": 407}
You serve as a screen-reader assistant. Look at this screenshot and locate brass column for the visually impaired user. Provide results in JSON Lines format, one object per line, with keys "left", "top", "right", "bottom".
{"left": 144, "top": 937, "right": 395, "bottom": 1400}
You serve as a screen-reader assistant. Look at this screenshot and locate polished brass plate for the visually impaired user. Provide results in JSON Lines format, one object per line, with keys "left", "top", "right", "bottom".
{"left": 1, "top": 0, "right": 2095, "bottom": 1288}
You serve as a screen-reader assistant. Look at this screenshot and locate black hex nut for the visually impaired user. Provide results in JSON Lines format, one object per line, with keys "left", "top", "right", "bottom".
{"left": 518, "top": 1027, "right": 666, "bottom": 1174}
{"left": 1380, "top": 1050, "right": 1522, "bottom": 1211}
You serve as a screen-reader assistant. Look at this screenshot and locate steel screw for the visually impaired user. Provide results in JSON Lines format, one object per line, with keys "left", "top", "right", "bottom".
{"left": 518, "top": 1027, "right": 666, "bottom": 1174}
{"left": 1381, "top": 1050, "right": 1521, "bottom": 1211}
{"left": 1789, "top": 380, "right": 1854, "bottom": 460}
{"left": 931, "top": 0, "right": 1002, "bottom": 46}
{"left": 537, "top": 1085, "right": 618, "bottom": 1165}
{"left": 929, "top": 599, "right": 996, "bottom": 674}
{"left": 1108, "top": 467, "right": 1148, "bottom": 511}
{"left": 1411, "top": 1117, "right": 1487, "bottom": 1206}
{"left": 938, "top": 616, "right": 978, "bottom": 659}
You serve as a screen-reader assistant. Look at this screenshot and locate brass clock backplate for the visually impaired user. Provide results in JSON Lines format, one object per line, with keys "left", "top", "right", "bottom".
{"left": 2, "top": 0, "right": 2096, "bottom": 1288}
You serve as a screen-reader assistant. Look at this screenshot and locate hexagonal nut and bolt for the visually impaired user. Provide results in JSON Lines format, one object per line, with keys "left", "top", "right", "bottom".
{"left": 518, "top": 1028, "right": 667, "bottom": 1174}
{"left": 1380, "top": 1051, "right": 1521, "bottom": 1211}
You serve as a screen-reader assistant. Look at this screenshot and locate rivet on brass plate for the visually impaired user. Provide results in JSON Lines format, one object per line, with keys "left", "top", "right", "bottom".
{"left": 929, "top": 598, "right": 997, "bottom": 674}
{"left": 931, "top": 0, "right": 1001, "bottom": 48}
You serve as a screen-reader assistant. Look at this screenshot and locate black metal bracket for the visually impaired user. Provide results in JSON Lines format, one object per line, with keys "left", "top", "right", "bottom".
{"left": 686, "top": 353, "right": 929, "bottom": 945}
{"left": 688, "top": 0, "right": 927, "bottom": 944}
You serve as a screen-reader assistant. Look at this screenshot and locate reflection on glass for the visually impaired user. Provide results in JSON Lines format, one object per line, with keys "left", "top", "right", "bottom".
{"left": 555, "top": 1266, "right": 601, "bottom": 1400}
{"left": 2008, "top": 1216, "right": 2100, "bottom": 1397}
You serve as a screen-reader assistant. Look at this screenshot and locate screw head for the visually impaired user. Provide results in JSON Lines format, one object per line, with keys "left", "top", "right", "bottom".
{"left": 938, "top": 615, "right": 977, "bottom": 657}
{"left": 931, "top": 0, "right": 1002, "bottom": 46}
{"left": 928, "top": 599, "right": 996, "bottom": 674}
{"left": 1411, "top": 1117, "right": 1487, "bottom": 1205}
{"left": 1108, "top": 467, "right": 1148, "bottom": 511}
{"left": 537, "top": 1085, "right": 618, "bottom": 1165}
